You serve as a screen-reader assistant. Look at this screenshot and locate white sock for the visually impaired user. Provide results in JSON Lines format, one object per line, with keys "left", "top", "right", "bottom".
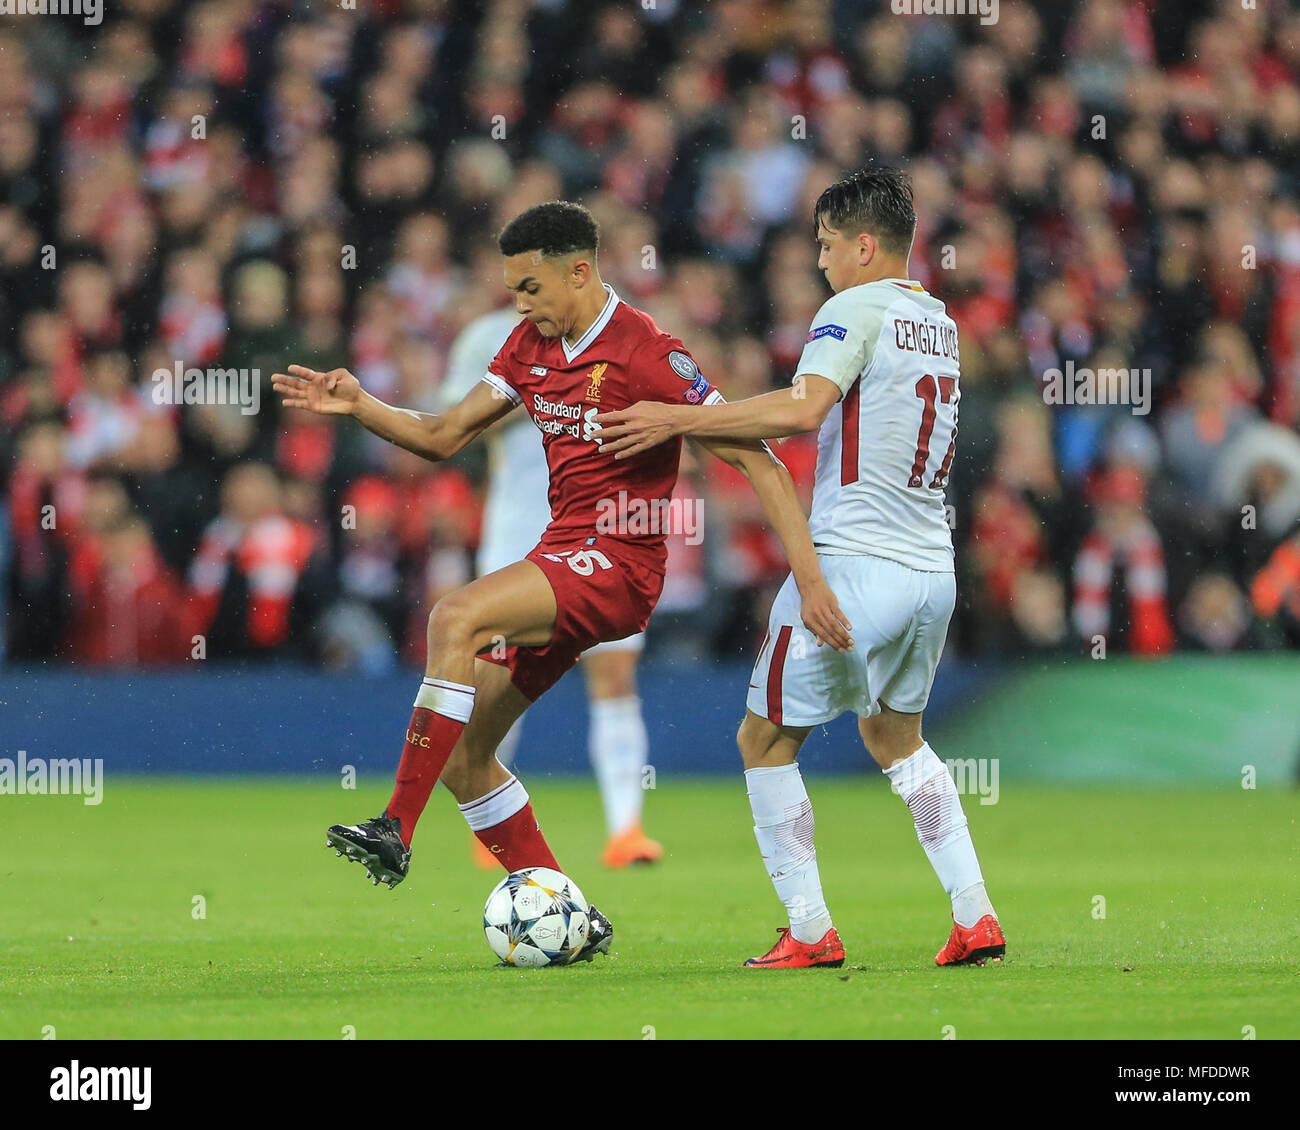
{"left": 458, "top": 773, "right": 528, "bottom": 831}
{"left": 952, "top": 881, "right": 994, "bottom": 929}
{"left": 745, "top": 763, "right": 833, "bottom": 944}
{"left": 884, "top": 742, "right": 995, "bottom": 927}
{"left": 494, "top": 715, "right": 524, "bottom": 770}
{"left": 589, "top": 695, "right": 648, "bottom": 836}
{"left": 414, "top": 677, "right": 475, "bottom": 722}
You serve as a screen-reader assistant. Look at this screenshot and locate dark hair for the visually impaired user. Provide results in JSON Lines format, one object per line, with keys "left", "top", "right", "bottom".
{"left": 814, "top": 167, "right": 916, "bottom": 255}
{"left": 497, "top": 201, "right": 599, "bottom": 259}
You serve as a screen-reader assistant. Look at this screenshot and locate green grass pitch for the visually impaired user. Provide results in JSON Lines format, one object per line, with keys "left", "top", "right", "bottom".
{"left": 2, "top": 777, "right": 1296, "bottom": 1039}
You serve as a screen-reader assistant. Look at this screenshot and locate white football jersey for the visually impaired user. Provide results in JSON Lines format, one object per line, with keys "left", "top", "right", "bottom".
{"left": 793, "top": 278, "right": 959, "bottom": 572}
{"left": 437, "top": 306, "right": 549, "bottom": 574}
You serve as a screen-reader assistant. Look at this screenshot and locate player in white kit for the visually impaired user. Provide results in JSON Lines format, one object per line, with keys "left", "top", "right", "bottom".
{"left": 439, "top": 305, "right": 664, "bottom": 869}
{"left": 596, "top": 168, "right": 1006, "bottom": 968}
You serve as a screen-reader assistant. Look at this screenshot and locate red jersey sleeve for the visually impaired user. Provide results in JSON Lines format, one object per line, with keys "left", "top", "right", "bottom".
{"left": 632, "top": 335, "right": 718, "bottom": 407}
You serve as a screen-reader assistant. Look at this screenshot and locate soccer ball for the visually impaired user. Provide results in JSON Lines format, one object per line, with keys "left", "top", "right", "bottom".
{"left": 483, "top": 867, "right": 590, "bottom": 967}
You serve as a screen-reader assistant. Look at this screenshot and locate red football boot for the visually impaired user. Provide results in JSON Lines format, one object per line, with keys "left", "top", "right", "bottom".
{"left": 935, "top": 914, "right": 1006, "bottom": 966}
{"left": 743, "top": 926, "right": 845, "bottom": 969}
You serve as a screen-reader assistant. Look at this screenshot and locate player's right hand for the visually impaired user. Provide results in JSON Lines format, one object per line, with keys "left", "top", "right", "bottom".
{"left": 800, "top": 577, "right": 854, "bottom": 652}
{"left": 271, "top": 365, "right": 360, "bottom": 415}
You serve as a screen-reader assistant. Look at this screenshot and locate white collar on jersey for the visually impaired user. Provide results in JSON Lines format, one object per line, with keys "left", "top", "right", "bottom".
{"left": 880, "top": 277, "right": 927, "bottom": 292}
{"left": 560, "top": 283, "right": 620, "bottom": 364}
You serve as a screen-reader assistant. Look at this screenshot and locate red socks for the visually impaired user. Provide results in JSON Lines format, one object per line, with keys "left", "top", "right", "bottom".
{"left": 474, "top": 803, "right": 560, "bottom": 872}
{"left": 459, "top": 776, "right": 561, "bottom": 871}
{"left": 385, "top": 678, "right": 475, "bottom": 848}
{"left": 384, "top": 678, "right": 561, "bottom": 871}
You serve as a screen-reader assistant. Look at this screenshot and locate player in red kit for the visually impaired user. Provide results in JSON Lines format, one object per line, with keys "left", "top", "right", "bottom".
{"left": 271, "top": 202, "right": 851, "bottom": 961}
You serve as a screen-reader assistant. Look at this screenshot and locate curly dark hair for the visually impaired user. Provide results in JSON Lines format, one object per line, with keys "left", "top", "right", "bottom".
{"left": 497, "top": 201, "right": 600, "bottom": 259}
{"left": 814, "top": 167, "right": 916, "bottom": 255}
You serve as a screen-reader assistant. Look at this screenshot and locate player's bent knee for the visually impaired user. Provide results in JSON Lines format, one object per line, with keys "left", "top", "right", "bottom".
{"left": 736, "top": 713, "right": 781, "bottom": 770}
{"left": 738, "top": 712, "right": 759, "bottom": 748}
{"left": 858, "top": 713, "right": 882, "bottom": 748}
{"left": 735, "top": 720, "right": 753, "bottom": 763}
{"left": 427, "top": 593, "right": 479, "bottom": 651}
{"left": 858, "top": 710, "right": 923, "bottom": 769}
{"left": 735, "top": 714, "right": 761, "bottom": 759}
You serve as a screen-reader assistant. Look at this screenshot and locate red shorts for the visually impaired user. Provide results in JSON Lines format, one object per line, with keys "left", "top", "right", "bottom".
{"left": 482, "top": 536, "right": 664, "bottom": 701}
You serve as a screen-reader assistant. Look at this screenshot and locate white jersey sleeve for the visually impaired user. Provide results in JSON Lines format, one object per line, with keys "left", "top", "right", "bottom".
{"left": 793, "top": 288, "right": 888, "bottom": 398}
{"left": 437, "top": 307, "right": 522, "bottom": 411}
{"left": 799, "top": 279, "right": 960, "bottom": 573}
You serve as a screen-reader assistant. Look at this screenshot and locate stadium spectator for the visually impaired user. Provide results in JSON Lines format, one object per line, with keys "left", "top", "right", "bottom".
{"left": 67, "top": 514, "right": 189, "bottom": 667}
{"left": 1072, "top": 465, "right": 1175, "bottom": 656}
{"left": 1251, "top": 531, "right": 1300, "bottom": 646}
{"left": 6, "top": 422, "right": 86, "bottom": 660}
{"left": 0, "top": 0, "right": 1297, "bottom": 670}
{"left": 187, "top": 462, "right": 326, "bottom": 661}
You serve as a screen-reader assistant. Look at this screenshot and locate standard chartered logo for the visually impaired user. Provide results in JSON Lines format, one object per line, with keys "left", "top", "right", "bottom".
{"left": 529, "top": 396, "right": 602, "bottom": 442}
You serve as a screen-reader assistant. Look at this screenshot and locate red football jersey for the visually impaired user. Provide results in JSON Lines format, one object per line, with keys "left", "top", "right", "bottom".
{"left": 484, "top": 284, "right": 720, "bottom": 577}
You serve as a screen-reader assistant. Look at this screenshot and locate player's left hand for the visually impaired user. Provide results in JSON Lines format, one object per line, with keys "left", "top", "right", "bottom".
{"left": 800, "top": 577, "right": 854, "bottom": 652}
{"left": 594, "top": 402, "right": 684, "bottom": 459}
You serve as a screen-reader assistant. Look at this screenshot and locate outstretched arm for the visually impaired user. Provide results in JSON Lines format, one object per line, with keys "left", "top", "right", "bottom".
{"left": 271, "top": 365, "right": 518, "bottom": 462}
{"left": 693, "top": 435, "right": 853, "bottom": 652}
{"left": 597, "top": 375, "right": 842, "bottom": 460}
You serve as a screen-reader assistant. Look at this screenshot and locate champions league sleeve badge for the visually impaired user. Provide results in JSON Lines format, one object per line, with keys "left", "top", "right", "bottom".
{"left": 668, "top": 351, "right": 699, "bottom": 380}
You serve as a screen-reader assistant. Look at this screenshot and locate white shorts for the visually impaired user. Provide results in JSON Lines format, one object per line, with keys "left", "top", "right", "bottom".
{"left": 746, "top": 553, "right": 955, "bottom": 727}
{"left": 584, "top": 631, "right": 645, "bottom": 656}
{"left": 478, "top": 529, "right": 545, "bottom": 579}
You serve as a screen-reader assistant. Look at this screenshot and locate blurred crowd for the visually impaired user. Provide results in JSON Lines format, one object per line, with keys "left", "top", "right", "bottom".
{"left": 3, "top": 0, "right": 1300, "bottom": 672}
